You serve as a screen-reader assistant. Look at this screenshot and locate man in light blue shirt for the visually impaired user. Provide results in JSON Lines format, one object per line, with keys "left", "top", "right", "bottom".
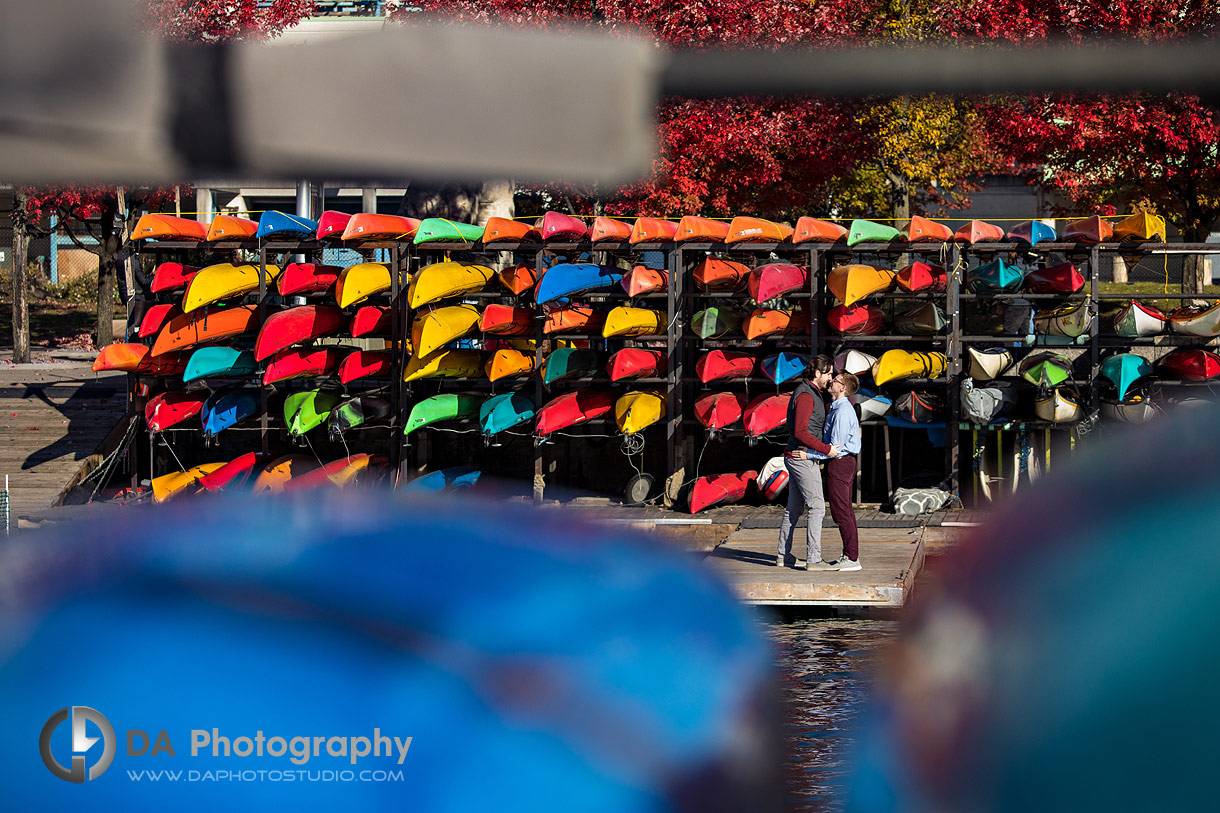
{"left": 811, "top": 372, "right": 863, "bottom": 570}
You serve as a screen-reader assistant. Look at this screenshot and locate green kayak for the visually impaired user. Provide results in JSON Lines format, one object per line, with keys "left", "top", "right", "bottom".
{"left": 412, "top": 218, "right": 485, "bottom": 244}
{"left": 690, "top": 306, "right": 743, "bottom": 339}
{"left": 541, "top": 348, "right": 602, "bottom": 385}
{"left": 284, "top": 389, "right": 343, "bottom": 437}
{"left": 847, "top": 219, "right": 901, "bottom": 247}
{"left": 404, "top": 392, "right": 482, "bottom": 434}
{"left": 330, "top": 395, "right": 392, "bottom": 431}
{"left": 1018, "top": 352, "right": 1073, "bottom": 388}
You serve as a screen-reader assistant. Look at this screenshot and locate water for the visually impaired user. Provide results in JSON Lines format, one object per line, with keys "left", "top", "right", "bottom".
{"left": 764, "top": 616, "right": 900, "bottom": 812}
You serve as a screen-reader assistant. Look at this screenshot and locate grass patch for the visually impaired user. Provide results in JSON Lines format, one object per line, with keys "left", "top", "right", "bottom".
{"left": 1098, "top": 282, "right": 1220, "bottom": 315}
{"left": 0, "top": 299, "right": 126, "bottom": 349}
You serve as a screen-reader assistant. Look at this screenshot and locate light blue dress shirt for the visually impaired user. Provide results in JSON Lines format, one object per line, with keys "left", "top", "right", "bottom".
{"left": 810, "top": 397, "right": 862, "bottom": 460}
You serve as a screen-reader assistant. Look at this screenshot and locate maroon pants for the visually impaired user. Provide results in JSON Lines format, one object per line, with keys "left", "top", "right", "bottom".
{"left": 825, "top": 454, "right": 859, "bottom": 560}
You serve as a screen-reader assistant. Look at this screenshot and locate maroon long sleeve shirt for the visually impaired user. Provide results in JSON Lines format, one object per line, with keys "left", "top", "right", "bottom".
{"left": 791, "top": 389, "right": 834, "bottom": 455}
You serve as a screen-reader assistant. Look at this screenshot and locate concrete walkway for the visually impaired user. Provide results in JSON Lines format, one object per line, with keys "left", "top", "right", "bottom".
{"left": 0, "top": 349, "right": 128, "bottom": 526}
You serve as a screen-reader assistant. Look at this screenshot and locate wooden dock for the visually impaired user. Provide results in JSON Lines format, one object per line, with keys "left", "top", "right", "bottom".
{"left": 707, "top": 525, "right": 925, "bottom": 607}
{"left": 0, "top": 352, "right": 128, "bottom": 525}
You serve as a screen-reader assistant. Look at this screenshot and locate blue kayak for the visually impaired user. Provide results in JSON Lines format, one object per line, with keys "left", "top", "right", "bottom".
{"left": 201, "top": 389, "right": 260, "bottom": 436}
{"left": 184, "top": 346, "right": 256, "bottom": 382}
{"left": 402, "top": 466, "right": 481, "bottom": 493}
{"left": 480, "top": 391, "right": 537, "bottom": 436}
{"left": 760, "top": 352, "right": 808, "bottom": 385}
{"left": 535, "top": 263, "right": 623, "bottom": 305}
{"left": 1008, "top": 220, "right": 1057, "bottom": 247}
{"left": 256, "top": 211, "right": 319, "bottom": 240}
{"left": 967, "top": 257, "right": 1025, "bottom": 293}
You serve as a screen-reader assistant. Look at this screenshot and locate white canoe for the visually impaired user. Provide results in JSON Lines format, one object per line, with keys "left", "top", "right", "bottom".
{"left": 965, "top": 346, "right": 1014, "bottom": 381}
{"left": 1035, "top": 387, "right": 1083, "bottom": 424}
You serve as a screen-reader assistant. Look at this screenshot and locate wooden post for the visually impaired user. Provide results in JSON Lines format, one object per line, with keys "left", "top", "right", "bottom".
{"left": 10, "top": 189, "right": 30, "bottom": 364}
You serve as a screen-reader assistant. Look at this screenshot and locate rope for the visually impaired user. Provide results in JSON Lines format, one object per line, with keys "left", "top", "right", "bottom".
{"left": 86, "top": 414, "right": 142, "bottom": 503}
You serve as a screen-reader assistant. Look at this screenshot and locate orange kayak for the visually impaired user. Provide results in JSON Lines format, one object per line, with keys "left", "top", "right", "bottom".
{"left": 485, "top": 348, "right": 537, "bottom": 381}
{"left": 340, "top": 213, "right": 421, "bottom": 241}
{"left": 954, "top": 219, "right": 1005, "bottom": 244}
{"left": 692, "top": 257, "right": 749, "bottom": 291}
{"left": 676, "top": 215, "right": 730, "bottom": 242}
{"left": 543, "top": 304, "right": 604, "bottom": 335}
{"left": 726, "top": 216, "right": 793, "bottom": 244}
{"left": 590, "top": 216, "right": 633, "bottom": 242}
{"left": 497, "top": 262, "right": 537, "bottom": 296}
{"left": 251, "top": 455, "right": 321, "bottom": 494}
{"left": 205, "top": 214, "right": 258, "bottom": 241}
{"left": 906, "top": 215, "right": 954, "bottom": 242}
{"left": 630, "top": 217, "right": 679, "bottom": 243}
{"left": 151, "top": 305, "right": 260, "bottom": 356}
{"left": 743, "top": 308, "right": 808, "bottom": 340}
{"left": 621, "top": 265, "right": 669, "bottom": 297}
{"left": 92, "top": 343, "right": 190, "bottom": 375}
{"left": 130, "top": 213, "right": 208, "bottom": 242}
{"left": 482, "top": 216, "right": 539, "bottom": 243}
{"left": 1063, "top": 215, "right": 1114, "bottom": 243}
{"left": 793, "top": 217, "right": 848, "bottom": 243}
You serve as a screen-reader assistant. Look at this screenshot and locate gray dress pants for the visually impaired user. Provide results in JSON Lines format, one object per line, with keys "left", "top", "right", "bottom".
{"left": 778, "top": 456, "right": 826, "bottom": 563}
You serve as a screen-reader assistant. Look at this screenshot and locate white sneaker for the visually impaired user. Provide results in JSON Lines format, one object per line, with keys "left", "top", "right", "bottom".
{"left": 831, "top": 557, "right": 862, "bottom": 572}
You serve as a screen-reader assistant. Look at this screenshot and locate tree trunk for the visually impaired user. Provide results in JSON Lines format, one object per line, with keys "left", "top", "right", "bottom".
{"left": 11, "top": 190, "right": 30, "bottom": 364}
{"left": 1182, "top": 224, "right": 1210, "bottom": 294}
{"left": 1111, "top": 254, "right": 1128, "bottom": 284}
{"left": 95, "top": 200, "right": 120, "bottom": 347}
{"left": 474, "top": 180, "right": 515, "bottom": 225}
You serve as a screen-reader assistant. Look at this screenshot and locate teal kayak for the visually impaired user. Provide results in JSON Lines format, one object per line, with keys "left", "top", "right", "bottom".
{"left": 479, "top": 391, "right": 537, "bottom": 436}
{"left": 541, "top": 348, "right": 602, "bottom": 385}
{"left": 1100, "top": 353, "right": 1151, "bottom": 401}
{"left": 968, "top": 257, "right": 1025, "bottom": 293}
{"left": 184, "top": 346, "right": 256, "bottom": 382}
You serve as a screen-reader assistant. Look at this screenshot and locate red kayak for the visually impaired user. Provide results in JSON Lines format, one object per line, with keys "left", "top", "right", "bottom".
{"left": 92, "top": 343, "right": 190, "bottom": 376}
{"left": 151, "top": 305, "right": 260, "bottom": 356}
{"left": 1062, "top": 215, "right": 1114, "bottom": 243}
{"left": 692, "top": 257, "right": 749, "bottom": 291}
{"left": 281, "top": 454, "right": 386, "bottom": 492}
{"left": 621, "top": 265, "right": 669, "bottom": 297}
{"left": 138, "top": 303, "right": 182, "bottom": 339}
{"left": 676, "top": 215, "right": 731, "bottom": 242}
{"left": 338, "top": 349, "right": 392, "bottom": 384}
{"left": 480, "top": 304, "right": 534, "bottom": 336}
{"left": 197, "top": 452, "right": 266, "bottom": 493}
{"left": 590, "top": 216, "right": 632, "bottom": 242}
{"left": 896, "top": 261, "right": 948, "bottom": 293}
{"left": 535, "top": 389, "right": 616, "bottom": 436}
{"left": 748, "top": 263, "right": 808, "bottom": 304}
{"left": 743, "top": 393, "right": 791, "bottom": 438}
{"left": 694, "top": 392, "right": 747, "bottom": 431}
{"left": 543, "top": 305, "right": 604, "bottom": 335}
{"left": 828, "top": 303, "right": 886, "bottom": 335}
{"left": 793, "top": 217, "right": 847, "bottom": 243}
{"left": 262, "top": 346, "right": 347, "bottom": 385}
{"left": 906, "top": 215, "right": 954, "bottom": 242}
{"left": 315, "top": 211, "right": 353, "bottom": 241}
{"left": 277, "top": 262, "right": 342, "bottom": 297}
{"left": 536, "top": 211, "right": 587, "bottom": 242}
{"left": 630, "top": 217, "right": 679, "bottom": 244}
{"left": 696, "top": 349, "right": 756, "bottom": 384}
{"left": 351, "top": 305, "right": 393, "bottom": 338}
{"left": 1025, "top": 262, "right": 1085, "bottom": 294}
{"left": 254, "top": 305, "right": 348, "bottom": 361}
{"left": 1158, "top": 349, "right": 1220, "bottom": 381}
{"left": 340, "top": 213, "right": 421, "bottom": 241}
{"left": 954, "top": 219, "right": 1005, "bottom": 244}
{"left": 689, "top": 471, "right": 757, "bottom": 514}
{"left": 607, "top": 348, "right": 665, "bottom": 381}
{"left": 145, "top": 390, "right": 206, "bottom": 431}
{"left": 149, "top": 262, "right": 200, "bottom": 294}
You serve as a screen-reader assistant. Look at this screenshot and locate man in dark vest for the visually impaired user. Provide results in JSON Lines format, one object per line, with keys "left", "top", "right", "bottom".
{"left": 778, "top": 355, "right": 841, "bottom": 569}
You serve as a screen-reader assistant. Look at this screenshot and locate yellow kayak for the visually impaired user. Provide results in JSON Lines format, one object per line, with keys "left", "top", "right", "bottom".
{"left": 411, "top": 304, "right": 481, "bottom": 358}
{"left": 151, "top": 462, "right": 226, "bottom": 503}
{"left": 615, "top": 390, "right": 667, "bottom": 434}
{"left": 250, "top": 455, "right": 319, "bottom": 494}
{"left": 336, "top": 262, "right": 393, "bottom": 308}
{"left": 403, "top": 348, "right": 485, "bottom": 382}
{"left": 827, "top": 264, "right": 896, "bottom": 307}
{"left": 872, "top": 349, "right": 947, "bottom": 386}
{"left": 485, "top": 347, "right": 537, "bottom": 381}
{"left": 408, "top": 261, "right": 495, "bottom": 309}
{"left": 602, "top": 306, "right": 666, "bottom": 338}
{"left": 182, "top": 263, "right": 281, "bottom": 313}
{"left": 1114, "top": 211, "right": 1167, "bottom": 242}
